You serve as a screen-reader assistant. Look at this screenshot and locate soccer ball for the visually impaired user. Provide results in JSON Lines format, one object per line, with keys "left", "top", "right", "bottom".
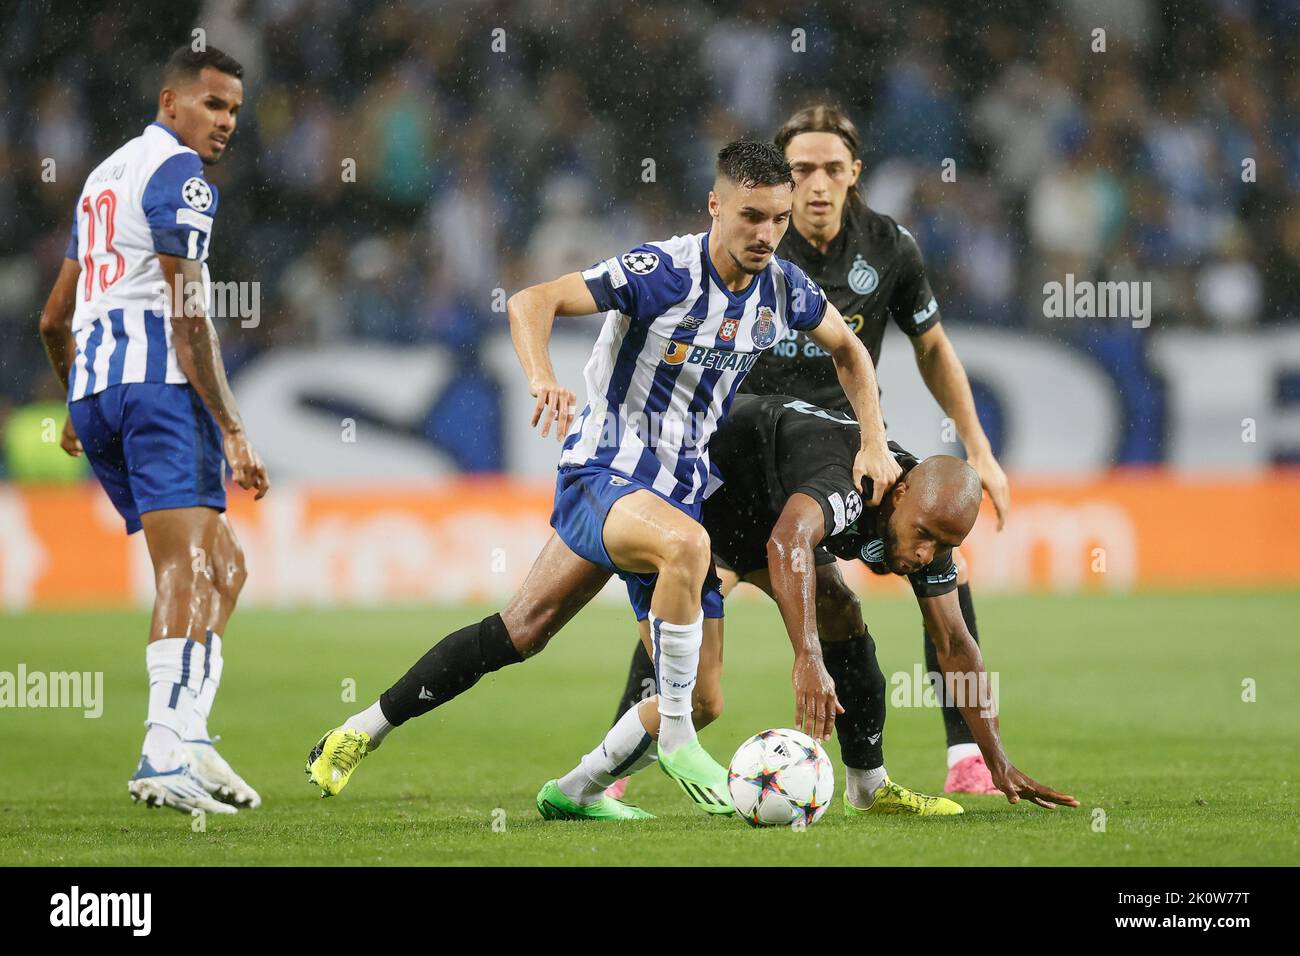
{"left": 727, "top": 729, "right": 835, "bottom": 828}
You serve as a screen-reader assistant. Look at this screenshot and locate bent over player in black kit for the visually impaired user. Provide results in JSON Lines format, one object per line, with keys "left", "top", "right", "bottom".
{"left": 607, "top": 104, "right": 1012, "bottom": 797}
{"left": 546, "top": 395, "right": 1076, "bottom": 818}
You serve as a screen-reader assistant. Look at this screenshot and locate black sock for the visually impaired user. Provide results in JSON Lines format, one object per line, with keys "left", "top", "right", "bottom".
{"left": 923, "top": 582, "right": 980, "bottom": 747}
{"left": 612, "top": 639, "right": 656, "bottom": 727}
{"left": 379, "top": 613, "right": 522, "bottom": 726}
{"left": 821, "top": 630, "right": 886, "bottom": 770}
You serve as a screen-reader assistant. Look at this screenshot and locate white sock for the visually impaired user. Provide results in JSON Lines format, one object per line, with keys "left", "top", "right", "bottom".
{"left": 650, "top": 611, "right": 703, "bottom": 754}
{"left": 947, "top": 743, "right": 981, "bottom": 768}
{"left": 185, "top": 631, "right": 223, "bottom": 743}
{"left": 846, "top": 766, "right": 889, "bottom": 807}
{"left": 345, "top": 699, "right": 394, "bottom": 749}
{"left": 557, "top": 704, "right": 657, "bottom": 804}
{"left": 142, "top": 638, "right": 204, "bottom": 772}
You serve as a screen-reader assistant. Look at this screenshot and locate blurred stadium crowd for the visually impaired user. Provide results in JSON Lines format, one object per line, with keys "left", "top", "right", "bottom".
{"left": 1, "top": 0, "right": 1298, "bottom": 476}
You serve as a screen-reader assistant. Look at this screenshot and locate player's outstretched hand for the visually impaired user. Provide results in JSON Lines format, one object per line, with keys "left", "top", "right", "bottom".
{"left": 792, "top": 654, "right": 844, "bottom": 742}
{"left": 60, "top": 416, "right": 83, "bottom": 457}
{"left": 969, "top": 448, "right": 1011, "bottom": 531}
{"left": 991, "top": 763, "right": 1079, "bottom": 810}
{"left": 224, "top": 430, "right": 270, "bottom": 500}
{"left": 530, "top": 380, "right": 577, "bottom": 442}
{"left": 853, "top": 443, "right": 903, "bottom": 506}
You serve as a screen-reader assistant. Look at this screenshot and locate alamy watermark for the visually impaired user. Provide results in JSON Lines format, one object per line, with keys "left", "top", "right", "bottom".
{"left": 1043, "top": 274, "right": 1151, "bottom": 328}
{"left": 0, "top": 665, "right": 103, "bottom": 718}
{"left": 889, "top": 665, "right": 999, "bottom": 718}
{"left": 149, "top": 273, "right": 261, "bottom": 328}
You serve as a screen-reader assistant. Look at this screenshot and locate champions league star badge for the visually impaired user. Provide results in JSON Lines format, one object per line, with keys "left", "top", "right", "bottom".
{"left": 752, "top": 307, "right": 777, "bottom": 347}
{"left": 848, "top": 254, "right": 879, "bottom": 296}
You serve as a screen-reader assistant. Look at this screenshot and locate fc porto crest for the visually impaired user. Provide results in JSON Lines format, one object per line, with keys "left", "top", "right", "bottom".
{"left": 752, "top": 307, "right": 777, "bottom": 348}
{"left": 848, "top": 255, "right": 879, "bottom": 296}
{"left": 719, "top": 318, "right": 739, "bottom": 342}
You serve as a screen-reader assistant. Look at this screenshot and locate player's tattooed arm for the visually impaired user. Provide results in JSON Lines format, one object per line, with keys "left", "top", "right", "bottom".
{"left": 159, "top": 253, "right": 269, "bottom": 499}
{"left": 919, "top": 592, "right": 1078, "bottom": 810}
{"left": 807, "top": 302, "right": 900, "bottom": 505}
{"left": 507, "top": 272, "right": 598, "bottom": 441}
{"left": 765, "top": 493, "right": 843, "bottom": 742}
{"left": 910, "top": 325, "right": 1011, "bottom": 529}
{"left": 38, "top": 257, "right": 85, "bottom": 456}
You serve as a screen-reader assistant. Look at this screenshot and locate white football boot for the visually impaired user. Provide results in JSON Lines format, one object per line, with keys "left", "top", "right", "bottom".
{"left": 184, "top": 738, "right": 262, "bottom": 809}
{"left": 128, "top": 757, "right": 238, "bottom": 815}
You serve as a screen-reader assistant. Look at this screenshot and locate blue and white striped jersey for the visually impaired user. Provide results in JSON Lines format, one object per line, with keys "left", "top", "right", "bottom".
{"left": 64, "top": 122, "right": 219, "bottom": 401}
{"left": 564, "top": 232, "right": 828, "bottom": 504}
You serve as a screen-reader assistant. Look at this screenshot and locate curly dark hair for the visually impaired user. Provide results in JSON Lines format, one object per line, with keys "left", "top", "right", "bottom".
{"left": 715, "top": 140, "right": 794, "bottom": 190}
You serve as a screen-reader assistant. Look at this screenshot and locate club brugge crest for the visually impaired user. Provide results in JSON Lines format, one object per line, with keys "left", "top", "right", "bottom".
{"left": 848, "top": 255, "right": 878, "bottom": 295}
{"left": 861, "top": 538, "right": 886, "bottom": 564}
{"left": 719, "top": 318, "right": 739, "bottom": 342}
{"left": 752, "top": 307, "right": 776, "bottom": 348}
{"left": 663, "top": 340, "right": 690, "bottom": 365}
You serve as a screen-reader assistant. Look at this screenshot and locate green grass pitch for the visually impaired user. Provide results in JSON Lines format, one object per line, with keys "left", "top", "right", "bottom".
{"left": 1, "top": 590, "right": 1296, "bottom": 866}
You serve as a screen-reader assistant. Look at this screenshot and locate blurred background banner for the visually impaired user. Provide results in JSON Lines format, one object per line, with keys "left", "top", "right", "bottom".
{"left": 1, "top": 0, "right": 1298, "bottom": 604}
{"left": 3, "top": 474, "right": 1299, "bottom": 609}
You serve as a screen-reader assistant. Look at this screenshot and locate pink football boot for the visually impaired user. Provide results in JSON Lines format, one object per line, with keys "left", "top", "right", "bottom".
{"left": 944, "top": 754, "right": 1001, "bottom": 795}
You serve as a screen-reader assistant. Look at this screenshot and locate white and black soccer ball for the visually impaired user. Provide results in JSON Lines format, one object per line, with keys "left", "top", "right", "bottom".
{"left": 728, "top": 728, "right": 835, "bottom": 828}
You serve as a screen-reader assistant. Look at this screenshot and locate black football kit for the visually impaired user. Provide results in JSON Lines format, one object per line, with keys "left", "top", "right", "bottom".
{"left": 741, "top": 202, "right": 941, "bottom": 413}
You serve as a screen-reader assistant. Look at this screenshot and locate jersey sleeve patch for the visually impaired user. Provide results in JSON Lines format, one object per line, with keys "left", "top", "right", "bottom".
{"left": 143, "top": 151, "right": 218, "bottom": 259}
{"left": 582, "top": 243, "right": 689, "bottom": 320}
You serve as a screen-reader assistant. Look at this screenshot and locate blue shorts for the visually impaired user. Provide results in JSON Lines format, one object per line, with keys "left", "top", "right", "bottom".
{"left": 550, "top": 464, "right": 724, "bottom": 622}
{"left": 68, "top": 383, "right": 226, "bottom": 534}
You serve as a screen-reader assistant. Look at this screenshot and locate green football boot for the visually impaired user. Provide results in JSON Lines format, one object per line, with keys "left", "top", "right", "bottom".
{"left": 535, "top": 779, "right": 654, "bottom": 821}
{"left": 657, "top": 738, "right": 734, "bottom": 815}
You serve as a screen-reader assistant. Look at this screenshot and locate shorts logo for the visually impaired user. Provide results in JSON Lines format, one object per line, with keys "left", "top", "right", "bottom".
{"left": 752, "top": 307, "right": 777, "bottom": 348}
{"left": 861, "top": 538, "right": 886, "bottom": 564}
{"left": 609, "top": 476, "right": 630, "bottom": 486}
{"left": 662, "top": 340, "right": 690, "bottom": 365}
{"left": 181, "top": 177, "right": 213, "bottom": 212}
{"left": 622, "top": 251, "right": 659, "bottom": 275}
{"left": 719, "top": 318, "right": 739, "bottom": 342}
{"left": 848, "top": 255, "right": 878, "bottom": 296}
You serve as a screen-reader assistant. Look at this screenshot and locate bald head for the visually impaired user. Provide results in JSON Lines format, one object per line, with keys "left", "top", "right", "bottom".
{"left": 903, "top": 455, "right": 983, "bottom": 539}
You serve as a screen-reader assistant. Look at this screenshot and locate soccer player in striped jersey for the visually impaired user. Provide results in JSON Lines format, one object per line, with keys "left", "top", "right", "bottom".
{"left": 606, "top": 105, "right": 1012, "bottom": 799}
{"left": 38, "top": 46, "right": 268, "bottom": 816}
{"left": 307, "top": 142, "right": 901, "bottom": 818}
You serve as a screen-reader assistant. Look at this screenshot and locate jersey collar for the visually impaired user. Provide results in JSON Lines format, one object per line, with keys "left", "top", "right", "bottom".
{"left": 700, "top": 233, "right": 761, "bottom": 304}
{"left": 148, "top": 121, "right": 183, "bottom": 144}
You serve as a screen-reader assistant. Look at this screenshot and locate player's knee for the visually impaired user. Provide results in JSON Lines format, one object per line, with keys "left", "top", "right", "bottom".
{"left": 155, "top": 552, "right": 210, "bottom": 602}
{"left": 665, "top": 524, "right": 712, "bottom": 579}
{"left": 498, "top": 601, "right": 556, "bottom": 656}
